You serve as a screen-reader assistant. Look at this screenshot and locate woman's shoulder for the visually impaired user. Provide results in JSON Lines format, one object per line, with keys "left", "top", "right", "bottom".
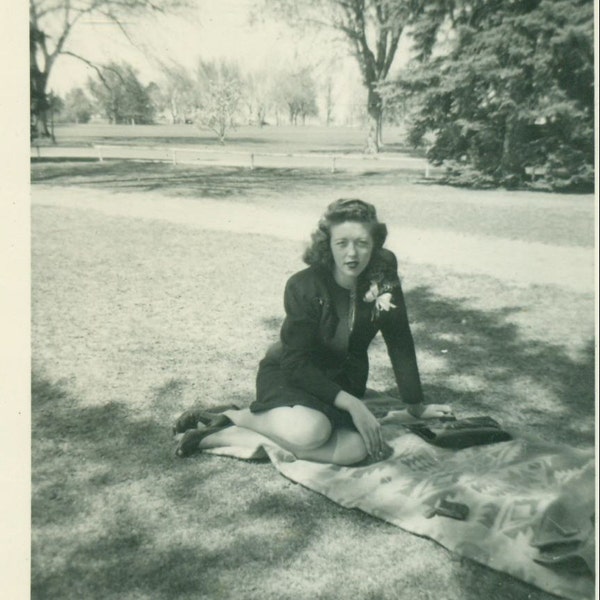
{"left": 286, "top": 265, "right": 329, "bottom": 291}
{"left": 377, "top": 248, "right": 398, "bottom": 268}
{"left": 366, "top": 248, "right": 399, "bottom": 278}
{"left": 283, "top": 266, "right": 331, "bottom": 316}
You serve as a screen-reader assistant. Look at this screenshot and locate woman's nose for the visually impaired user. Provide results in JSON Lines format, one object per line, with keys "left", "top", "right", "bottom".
{"left": 346, "top": 243, "right": 357, "bottom": 256}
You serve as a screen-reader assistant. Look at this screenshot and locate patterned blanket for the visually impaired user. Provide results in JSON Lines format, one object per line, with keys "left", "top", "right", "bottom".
{"left": 207, "top": 422, "right": 595, "bottom": 600}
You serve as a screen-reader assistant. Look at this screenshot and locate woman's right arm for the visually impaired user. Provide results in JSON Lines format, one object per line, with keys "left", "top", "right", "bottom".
{"left": 334, "top": 390, "right": 384, "bottom": 457}
{"left": 280, "top": 274, "right": 385, "bottom": 457}
{"left": 279, "top": 276, "right": 343, "bottom": 404}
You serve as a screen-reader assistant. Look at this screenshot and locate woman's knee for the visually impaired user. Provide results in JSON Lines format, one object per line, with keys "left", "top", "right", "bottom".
{"left": 272, "top": 406, "right": 332, "bottom": 450}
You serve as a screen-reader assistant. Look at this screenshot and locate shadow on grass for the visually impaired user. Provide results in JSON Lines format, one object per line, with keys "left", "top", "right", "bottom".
{"left": 34, "top": 501, "right": 315, "bottom": 599}
{"left": 30, "top": 160, "right": 419, "bottom": 199}
{"left": 31, "top": 373, "right": 321, "bottom": 599}
{"left": 31, "top": 282, "right": 593, "bottom": 599}
{"left": 31, "top": 372, "right": 288, "bottom": 598}
{"left": 370, "top": 286, "right": 594, "bottom": 448}
{"left": 31, "top": 156, "right": 99, "bottom": 164}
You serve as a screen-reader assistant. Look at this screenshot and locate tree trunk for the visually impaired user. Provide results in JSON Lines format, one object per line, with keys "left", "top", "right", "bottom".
{"left": 34, "top": 108, "right": 50, "bottom": 138}
{"left": 365, "top": 87, "right": 383, "bottom": 154}
{"left": 50, "top": 106, "right": 55, "bottom": 142}
{"left": 31, "top": 70, "right": 51, "bottom": 139}
{"left": 499, "top": 112, "right": 525, "bottom": 182}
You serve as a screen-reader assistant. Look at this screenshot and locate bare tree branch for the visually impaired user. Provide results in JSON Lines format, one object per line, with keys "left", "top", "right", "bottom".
{"left": 61, "top": 50, "right": 110, "bottom": 88}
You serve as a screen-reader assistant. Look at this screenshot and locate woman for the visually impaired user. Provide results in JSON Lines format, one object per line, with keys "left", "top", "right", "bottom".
{"left": 174, "top": 199, "right": 452, "bottom": 464}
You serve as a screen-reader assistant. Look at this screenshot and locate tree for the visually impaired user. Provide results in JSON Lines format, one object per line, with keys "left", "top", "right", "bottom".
{"left": 272, "top": 67, "right": 319, "bottom": 125}
{"left": 62, "top": 87, "right": 94, "bottom": 123}
{"left": 29, "top": 0, "right": 184, "bottom": 139}
{"left": 43, "top": 92, "right": 65, "bottom": 140}
{"left": 264, "top": 0, "right": 419, "bottom": 152}
{"left": 313, "top": 55, "right": 342, "bottom": 126}
{"left": 383, "top": 0, "right": 594, "bottom": 190}
{"left": 87, "top": 62, "right": 155, "bottom": 124}
{"left": 323, "top": 75, "right": 335, "bottom": 126}
{"left": 194, "top": 59, "right": 243, "bottom": 143}
{"left": 243, "top": 68, "right": 273, "bottom": 126}
{"left": 156, "top": 62, "right": 196, "bottom": 124}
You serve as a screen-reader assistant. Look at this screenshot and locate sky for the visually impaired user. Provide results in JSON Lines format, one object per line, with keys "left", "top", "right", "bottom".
{"left": 48, "top": 0, "right": 360, "bottom": 95}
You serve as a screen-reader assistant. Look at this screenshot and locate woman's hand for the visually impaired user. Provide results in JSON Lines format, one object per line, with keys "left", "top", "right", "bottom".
{"left": 407, "top": 403, "right": 453, "bottom": 419}
{"left": 335, "top": 391, "right": 384, "bottom": 458}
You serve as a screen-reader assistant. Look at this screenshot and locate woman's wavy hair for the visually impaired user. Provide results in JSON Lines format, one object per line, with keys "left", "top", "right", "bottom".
{"left": 303, "top": 198, "right": 388, "bottom": 270}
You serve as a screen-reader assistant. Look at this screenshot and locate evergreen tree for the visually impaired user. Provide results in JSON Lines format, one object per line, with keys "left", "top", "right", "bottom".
{"left": 87, "top": 62, "right": 155, "bottom": 124}
{"left": 384, "top": 0, "right": 594, "bottom": 190}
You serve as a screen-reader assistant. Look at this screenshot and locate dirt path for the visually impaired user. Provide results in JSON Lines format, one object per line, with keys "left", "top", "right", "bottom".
{"left": 32, "top": 184, "right": 594, "bottom": 294}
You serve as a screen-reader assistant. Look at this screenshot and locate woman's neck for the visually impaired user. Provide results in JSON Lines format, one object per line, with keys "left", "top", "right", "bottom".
{"left": 333, "top": 268, "right": 357, "bottom": 290}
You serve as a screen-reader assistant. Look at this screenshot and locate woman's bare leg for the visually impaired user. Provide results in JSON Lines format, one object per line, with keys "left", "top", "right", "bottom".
{"left": 222, "top": 406, "right": 332, "bottom": 452}
{"left": 292, "top": 428, "right": 368, "bottom": 465}
{"left": 195, "top": 407, "right": 369, "bottom": 466}
{"left": 196, "top": 425, "right": 272, "bottom": 449}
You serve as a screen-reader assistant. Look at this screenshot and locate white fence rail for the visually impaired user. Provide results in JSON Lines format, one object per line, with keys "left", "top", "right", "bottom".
{"left": 32, "top": 144, "right": 441, "bottom": 178}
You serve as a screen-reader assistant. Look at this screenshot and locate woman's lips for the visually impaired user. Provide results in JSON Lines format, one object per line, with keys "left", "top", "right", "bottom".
{"left": 345, "top": 261, "right": 359, "bottom": 269}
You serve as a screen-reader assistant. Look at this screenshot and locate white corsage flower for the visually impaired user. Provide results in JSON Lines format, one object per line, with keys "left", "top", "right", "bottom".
{"left": 364, "top": 282, "right": 397, "bottom": 320}
{"left": 375, "top": 292, "right": 396, "bottom": 312}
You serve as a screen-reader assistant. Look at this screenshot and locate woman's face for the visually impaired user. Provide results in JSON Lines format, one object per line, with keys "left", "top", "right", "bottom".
{"left": 330, "top": 221, "right": 374, "bottom": 286}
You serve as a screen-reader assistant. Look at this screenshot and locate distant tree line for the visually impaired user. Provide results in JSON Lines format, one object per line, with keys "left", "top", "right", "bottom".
{"left": 29, "top": 0, "right": 184, "bottom": 140}
{"left": 51, "top": 58, "right": 322, "bottom": 142}
{"left": 32, "top": 0, "right": 594, "bottom": 190}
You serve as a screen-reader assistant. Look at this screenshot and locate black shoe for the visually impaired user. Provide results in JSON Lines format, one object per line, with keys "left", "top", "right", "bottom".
{"left": 175, "top": 424, "right": 231, "bottom": 458}
{"left": 172, "top": 403, "right": 239, "bottom": 435}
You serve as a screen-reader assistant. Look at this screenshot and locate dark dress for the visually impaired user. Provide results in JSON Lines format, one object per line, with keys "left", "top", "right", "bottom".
{"left": 251, "top": 248, "right": 424, "bottom": 429}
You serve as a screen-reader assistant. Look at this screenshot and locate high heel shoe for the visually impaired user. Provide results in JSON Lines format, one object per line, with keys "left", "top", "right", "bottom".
{"left": 172, "top": 403, "right": 239, "bottom": 435}
{"left": 175, "top": 424, "right": 231, "bottom": 458}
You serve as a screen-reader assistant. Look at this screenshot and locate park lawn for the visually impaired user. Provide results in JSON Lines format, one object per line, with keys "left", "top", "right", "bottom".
{"left": 31, "top": 160, "right": 595, "bottom": 249}
{"left": 43, "top": 123, "right": 417, "bottom": 155}
{"left": 31, "top": 171, "right": 594, "bottom": 599}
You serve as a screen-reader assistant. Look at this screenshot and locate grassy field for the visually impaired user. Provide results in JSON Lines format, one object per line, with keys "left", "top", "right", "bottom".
{"left": 31, "top": 161, "right": 595, "bottom": 599}
{"left": 42, "top": 123, "right": 418, "bottom": 155}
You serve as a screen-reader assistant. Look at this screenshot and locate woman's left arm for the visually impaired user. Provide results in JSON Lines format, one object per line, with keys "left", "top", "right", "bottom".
{"left": 377, "top": 252, "right": 452, "bottom": 419}
{"left": 380, "top": 282, "right": 424, "bottom": 406}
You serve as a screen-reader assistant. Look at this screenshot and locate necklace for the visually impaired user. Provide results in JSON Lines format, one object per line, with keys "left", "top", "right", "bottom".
{"left": 348, "top": 287, "right": 356, "bottom": 334}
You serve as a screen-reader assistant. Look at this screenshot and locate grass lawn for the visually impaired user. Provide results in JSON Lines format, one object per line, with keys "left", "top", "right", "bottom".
{"left": 42, "top": 123, "right": 418, "bottom": 156}
{"left": 31, "top": 164, "right": 595, "bottom": 599}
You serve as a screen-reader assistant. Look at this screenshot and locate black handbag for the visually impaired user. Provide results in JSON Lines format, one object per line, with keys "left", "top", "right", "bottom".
{"left": 406, "top": 416, "right": 512, "bottom": 449}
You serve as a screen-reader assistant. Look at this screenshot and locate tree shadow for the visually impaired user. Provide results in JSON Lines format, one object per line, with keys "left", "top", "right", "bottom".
{"left": 30, "top": 160, "right": 427, "bottom": 199}
{"left": 32, "top": 493, "right": 319, "bottom": 599}
{"left": 31, "top": 279, "right": 593, "bottom": 599}
{"left": 30, "top": 371, "right": 328, "bottom": 599}
{"left": 371, "top": 286, "right": 594, "bottom": 448}
{"left": 31, "top": 161, "right": 354, "bottom": 196}
{"left": 261, "top": 316, "right": 282, "bottom": 332}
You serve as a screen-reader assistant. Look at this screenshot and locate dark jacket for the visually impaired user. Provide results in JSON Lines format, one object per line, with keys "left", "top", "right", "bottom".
{"left": 262, "top": 248, "right": 424, "bottom": 406}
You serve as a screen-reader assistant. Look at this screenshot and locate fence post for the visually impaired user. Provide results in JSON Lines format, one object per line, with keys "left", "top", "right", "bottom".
{"left": 425, "top": 162, "right": 430, "bottom": 179}
{"left": 331, "top": 156, "right": 336, "bottom": 174}
{"left": 96, "top": 146, "right": 103, "bottom": 162}
{"left": 171, "top": 149, "right": 177, "bottom": 165}
{"left": 250, "top": 153, "right": 255, "bottom": 170}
